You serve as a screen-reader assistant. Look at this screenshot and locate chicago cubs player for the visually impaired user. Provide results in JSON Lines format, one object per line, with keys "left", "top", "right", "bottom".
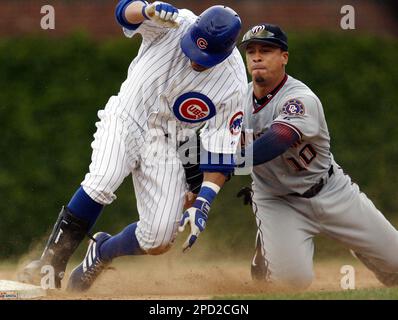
{"left": 238, "top": 24, "right": 398, "bottom": 289}
{"left": 18, "top": 1, "right": 247, "bottom": 292}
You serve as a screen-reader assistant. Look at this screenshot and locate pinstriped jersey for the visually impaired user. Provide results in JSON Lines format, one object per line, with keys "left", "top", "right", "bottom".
{"left": 244, "top": 75, "right": 333, "bottom": 195}
{"left": 110, "top": 9, "right": 247, "bottom": 155}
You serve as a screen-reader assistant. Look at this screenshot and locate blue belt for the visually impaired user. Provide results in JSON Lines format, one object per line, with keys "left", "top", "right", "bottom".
{"left": 289, "top": 165, "right": 334, "bottom": 199}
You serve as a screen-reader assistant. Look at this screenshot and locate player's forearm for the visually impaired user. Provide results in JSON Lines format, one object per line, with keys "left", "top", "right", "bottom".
{"left": 183, "top": 172, "right": 225, "bottom": 209}
{"left": 124, "top": 1, "right": 147, "bottom": 25}
{"left": 203, "top": 172, "right": 227, "bottom": 189}
{"left": 187, "top": 173, "right": 225, "bottom": 214}
{"left": 249, "top": 122, "right": 300, "bottom": 166}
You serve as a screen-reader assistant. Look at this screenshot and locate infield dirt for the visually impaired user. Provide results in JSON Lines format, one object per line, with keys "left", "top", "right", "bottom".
{"left": 0, "top": 248, "right": 381, "bottom": 300}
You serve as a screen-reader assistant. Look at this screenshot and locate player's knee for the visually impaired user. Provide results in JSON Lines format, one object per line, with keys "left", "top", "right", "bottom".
{"left": 145, "top": 244, "right": 172, "bottom": 255}
{"left": 286, "top": 274, "right": 313, "bottom": 289}
{"left": 139, "top": 240, "right": 174, "bottom": 255}
{"left": 136, "top": 231, "right": 177, "bottom": 255}
{"left": 81, "top": 180, "right": 118, "bottom": 205}
{"left": 363, "top": 252, "right": 398, "bottom": 274}
{"left": 273, "top": 269, "right": 314, "bottom": 290}
{"left": 364, "top": 258, "right": 398, "bottom": 287}
{"left": 135, "top": 220, "right": 179, "bottom": 255}
{"left": 81, "top": 170, "right": 127, "bottom": 205}
{"left": 380, "top": 256, "right": 398, "bottom": 273}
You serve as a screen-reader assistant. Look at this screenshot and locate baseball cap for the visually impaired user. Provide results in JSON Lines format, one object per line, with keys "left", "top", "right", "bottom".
{"left": 180, "top": 5, "right": 242, "bottom": 68}
{"left": 239, "top": 24, "right": 288, "bottom": 51}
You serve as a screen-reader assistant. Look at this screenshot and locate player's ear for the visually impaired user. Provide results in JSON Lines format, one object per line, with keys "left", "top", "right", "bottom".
{"left": 281, "top": 50, "right": 289, "bottom": 66}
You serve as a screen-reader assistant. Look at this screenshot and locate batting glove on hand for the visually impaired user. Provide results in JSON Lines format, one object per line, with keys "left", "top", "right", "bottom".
{"left": 237, "top": 186, "right": 253, "bottom": 206}
{"left": 178, "top": 202, "right": 209, "bottom": 252}
{"left": 143, "top": 1, "right": 179, "bottom": 28}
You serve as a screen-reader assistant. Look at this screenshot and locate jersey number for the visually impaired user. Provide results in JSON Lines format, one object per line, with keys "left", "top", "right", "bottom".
{"left": 287, "top": 144, "right": 317, "bottom": 171}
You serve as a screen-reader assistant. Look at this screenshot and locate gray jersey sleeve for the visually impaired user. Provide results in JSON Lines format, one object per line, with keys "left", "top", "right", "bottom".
{"left": 273, "top": 95, "right": 321, "bottom": 139}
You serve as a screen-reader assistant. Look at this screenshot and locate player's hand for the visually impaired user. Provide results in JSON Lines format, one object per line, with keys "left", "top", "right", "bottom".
{"left": 183, "top": 192, "right": 197, "bottom": 211}
{"left": 143, "top": 1, "right": 179, "bottom": 28}
{"left": 237, "top": 186, "right": 253, "bottom": 206}
{"left": 178, "top": 204, "right": 208, "bottom": 252}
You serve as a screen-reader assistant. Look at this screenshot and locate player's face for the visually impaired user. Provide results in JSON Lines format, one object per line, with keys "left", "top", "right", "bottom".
{"left": 245, "top": 43, "right": 288, "bottom": 85}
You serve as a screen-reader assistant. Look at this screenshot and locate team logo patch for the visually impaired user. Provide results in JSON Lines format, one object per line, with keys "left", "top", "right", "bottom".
{"left": 198, "top": 218, "right": 206, "bottom": 230}
{"left": 229, "top": 111, "right": 244, "bottom": 135}
{"left": 196, "top": 38, "right": 208, "bottom": 50}
{"left": 282, "top": 99, "right": 305, "bottom": 116}
{"left": 173, "top": 92, "right": 216, "bottom": 123}
{"left": 251, "top": 25, "right": 266, "bottom": 34}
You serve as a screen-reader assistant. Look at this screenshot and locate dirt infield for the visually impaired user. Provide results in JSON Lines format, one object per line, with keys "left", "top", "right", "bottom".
{"left": 0, "top": 250, "right": 382, "bottom": 300}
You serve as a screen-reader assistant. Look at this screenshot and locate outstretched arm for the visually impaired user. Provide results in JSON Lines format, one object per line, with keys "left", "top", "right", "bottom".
{"left": 179, "top": 160, "right": 231, "bottom": 252}
{"left": 116, "top": 0, "right": 179, "bottom": 29}
{"left": 203, "top": 172, "right": 227, "bottom": 188}
{"left": 248, "top": 122, "right": 300, "bottom": 166}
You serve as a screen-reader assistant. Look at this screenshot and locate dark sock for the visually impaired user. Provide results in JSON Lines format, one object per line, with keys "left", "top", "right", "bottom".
{"left": 100, "top": 222, "right": 145, "bottom": 261}
{"left": 67, "top": 186, "right": 103, "bottom": 230}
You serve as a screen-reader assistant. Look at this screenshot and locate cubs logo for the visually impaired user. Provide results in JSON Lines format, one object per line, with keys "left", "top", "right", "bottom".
{"left": 229, "top": 111, "right": 244, "bottom": 135}
{"left": 173, "top": 92, "right": 216, "bottom": 123}
{"left": 282, "top": 99, "right": 305, "bottom": 116}
{"left": 196, "top": 38, "right": 208, "bottom": 50}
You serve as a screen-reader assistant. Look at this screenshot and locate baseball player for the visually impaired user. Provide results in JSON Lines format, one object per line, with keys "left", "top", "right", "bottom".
{"left": 238, "top": 24, "right": 398, "bottom": 289}
{"left": 19, "top": 1, "right": 247, "bottom": 292}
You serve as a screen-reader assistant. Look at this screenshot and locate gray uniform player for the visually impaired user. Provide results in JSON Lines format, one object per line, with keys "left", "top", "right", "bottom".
{"left": 239, "top": 24, "right": 398, "bottom": 289}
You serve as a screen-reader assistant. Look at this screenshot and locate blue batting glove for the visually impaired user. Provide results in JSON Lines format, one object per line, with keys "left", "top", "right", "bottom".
{"left": 155, "top": 2, "right": 179, "bottom": 20}
{"left": 143, "top": 2, "right": 179, "bottom": 28}
{"left": 178, "top": 201, "right": 209, "bottom": 252}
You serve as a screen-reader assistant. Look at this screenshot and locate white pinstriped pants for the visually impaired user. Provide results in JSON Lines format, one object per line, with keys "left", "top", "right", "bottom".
{"left": 81, "top": 106, "right": 187, "bottom": 254}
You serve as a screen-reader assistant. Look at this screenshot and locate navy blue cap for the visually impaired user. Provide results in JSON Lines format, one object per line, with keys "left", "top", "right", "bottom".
{"left": 239, "top": 24, "right": 288, "bottom": 51}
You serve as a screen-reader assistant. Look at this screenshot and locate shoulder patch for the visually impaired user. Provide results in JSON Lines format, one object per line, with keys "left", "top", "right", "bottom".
{"left": 282, "top": 99, "right": 305, "bottom": 116}
{"left": 173, "top": 92, "right": 216, "bottom": 123}
{"left": 229, "top": 111, "right": 244, "bottom": 135}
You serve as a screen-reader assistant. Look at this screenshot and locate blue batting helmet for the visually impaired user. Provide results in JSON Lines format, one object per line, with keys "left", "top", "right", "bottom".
{"left": 180, "top": 5, "right": 242, "bottom": 68}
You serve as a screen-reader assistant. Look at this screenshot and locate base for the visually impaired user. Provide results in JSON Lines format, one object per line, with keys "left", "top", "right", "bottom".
{"left": 0, "top": 280, "right": 46, "bottom": 299}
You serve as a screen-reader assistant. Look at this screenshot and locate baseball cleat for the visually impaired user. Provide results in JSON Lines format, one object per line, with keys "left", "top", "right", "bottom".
{"left": 18, "top": 206, "right": 90, "bottom": 289}
{"left": 67, "top": 232, "right": 112, "bottom": 292}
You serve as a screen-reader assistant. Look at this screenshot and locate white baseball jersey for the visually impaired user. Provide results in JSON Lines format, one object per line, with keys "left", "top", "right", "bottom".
{"left": 119, "top": 9, "right": 247, "bottom": 154}
{"left": 244, "top": 75, "right": 332, "bottom": 196}
{"left": 81, "top": 9, "right": 247, "bottom": 253}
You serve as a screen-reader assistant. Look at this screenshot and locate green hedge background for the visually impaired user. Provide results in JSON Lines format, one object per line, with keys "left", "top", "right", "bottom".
{"left": 0, "top": 33, "right": 397, "bottom": 260}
